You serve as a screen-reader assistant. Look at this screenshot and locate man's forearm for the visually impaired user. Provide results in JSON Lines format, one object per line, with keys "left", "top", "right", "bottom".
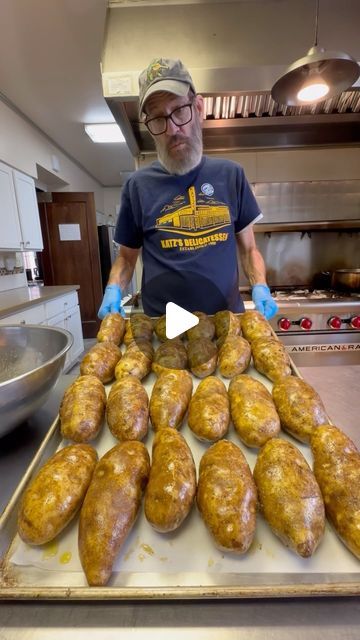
{"left": 107, "top": 254, "right": 135, "bottom": 290}
{"left": 240, "top": 246, "right": 268, "bottom": 286}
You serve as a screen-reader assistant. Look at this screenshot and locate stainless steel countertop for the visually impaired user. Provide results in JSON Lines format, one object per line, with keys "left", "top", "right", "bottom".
{"left": 1, "top": 367, "right": 360, "bottom": 639}
{"left": 0, "top": 285, "right": 80, "bottom": 319}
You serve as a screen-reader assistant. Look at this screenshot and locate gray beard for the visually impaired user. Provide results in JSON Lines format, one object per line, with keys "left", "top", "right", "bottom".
{"left": 155, "top": 118, "right": 203, "bottom": 175}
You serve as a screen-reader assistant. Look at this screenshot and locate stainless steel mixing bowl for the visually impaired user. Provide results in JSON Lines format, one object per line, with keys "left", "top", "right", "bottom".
{"left": 0, "top": 324, "right": 73, "bottom": 437}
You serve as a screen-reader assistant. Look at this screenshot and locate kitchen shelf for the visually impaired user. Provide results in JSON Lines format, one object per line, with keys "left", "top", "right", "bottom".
{"left": 255, "top": 220, "right": 360, "bottom": 233}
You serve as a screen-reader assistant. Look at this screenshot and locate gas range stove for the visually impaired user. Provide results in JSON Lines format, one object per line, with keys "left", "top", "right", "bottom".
{"left": 266, "top": 287, "right": 360, "bottom": 333}
{"left": 262, "top": 286, "right": 360, "bottom": 366}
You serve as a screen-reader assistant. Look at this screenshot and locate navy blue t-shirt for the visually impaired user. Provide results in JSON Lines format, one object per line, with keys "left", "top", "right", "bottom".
{"left": 114, "top": 156, "right": 262, "bottom": 316}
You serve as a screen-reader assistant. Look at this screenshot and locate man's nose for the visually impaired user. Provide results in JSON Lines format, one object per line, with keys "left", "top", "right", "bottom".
{"left": 166, "top": 117, "right": 181, "bottom": 134}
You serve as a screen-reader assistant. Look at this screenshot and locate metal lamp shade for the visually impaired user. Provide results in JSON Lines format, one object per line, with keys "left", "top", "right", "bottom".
{"left": 271, "top": 45, "right": 360, "bottom": 106}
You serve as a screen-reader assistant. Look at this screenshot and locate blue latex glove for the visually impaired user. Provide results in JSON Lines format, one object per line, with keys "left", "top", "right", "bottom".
{"left": 252, "top": 284, "right": 278, "bottom": 320}
{"left": 98, "top": 284, "right": 125, "bottom": 319}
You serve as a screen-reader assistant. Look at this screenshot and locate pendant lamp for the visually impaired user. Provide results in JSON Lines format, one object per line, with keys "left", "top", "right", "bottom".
{"left": 271, "top": 0, "right": 360, "bottom": 106}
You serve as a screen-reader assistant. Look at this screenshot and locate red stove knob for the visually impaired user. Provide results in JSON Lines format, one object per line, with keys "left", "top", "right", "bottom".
{"left": 278, "top": 317, "right": 291, "bottom": 331}
{"left": 328, "top": 316, "right": 342, "bottom": 330}
{"left": 300, "top": 317, "right": 312, "bottom": 331}
{"left": 350, "top": 316, "right": 360, "bottom": 329}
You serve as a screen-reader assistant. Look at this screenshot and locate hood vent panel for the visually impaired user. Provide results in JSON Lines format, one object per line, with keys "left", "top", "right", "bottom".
{"left": 108, "top": 89, "right": 360, "bottom": 157}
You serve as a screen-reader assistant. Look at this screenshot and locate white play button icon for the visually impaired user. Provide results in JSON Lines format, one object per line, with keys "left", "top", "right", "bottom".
{"left": 165, "top": 302, "right": 199, "bottom": 340}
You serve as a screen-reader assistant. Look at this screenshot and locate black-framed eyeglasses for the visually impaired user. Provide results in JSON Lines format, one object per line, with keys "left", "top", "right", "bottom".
{"left": 144, "top": 103, "right": 193, "bottom": 135}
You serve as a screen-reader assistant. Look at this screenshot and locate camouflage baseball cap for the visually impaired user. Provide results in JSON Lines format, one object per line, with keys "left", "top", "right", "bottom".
{"left": 138, "top": 58, "right": 195, "bottom": 115}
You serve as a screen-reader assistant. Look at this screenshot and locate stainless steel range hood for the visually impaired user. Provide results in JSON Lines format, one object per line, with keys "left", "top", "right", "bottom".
{"left": 101, "top": 1, "right": 360, "bottom": 157}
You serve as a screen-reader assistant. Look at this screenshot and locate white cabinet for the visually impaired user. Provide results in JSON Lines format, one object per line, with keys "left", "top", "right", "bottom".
{"left": 45, "top": 292, "right": 84, "bottom": 371}
{"left": 0, "top": 162, "right": 22, "bottom": 248}
{"left": 13, "top": 170, "right": 43, "bottom": 250}
{"left": 0, "top": 304, "right": 45, "bottom": 325}
{"left": 0, "top": 161, "right": 43, "bottom": 251}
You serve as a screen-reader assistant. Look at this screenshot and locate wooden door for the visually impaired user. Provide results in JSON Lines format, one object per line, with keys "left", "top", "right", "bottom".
{"left": 38, "top": 192, "right": 103, "bottom": 338}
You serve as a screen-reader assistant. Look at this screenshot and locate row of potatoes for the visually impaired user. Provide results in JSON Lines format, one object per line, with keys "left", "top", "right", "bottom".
{"left": 16, "top": 310, "right": 360, "bottom": 587}
{"left": 80, "top": 309, "right": 292, "bottom": 384}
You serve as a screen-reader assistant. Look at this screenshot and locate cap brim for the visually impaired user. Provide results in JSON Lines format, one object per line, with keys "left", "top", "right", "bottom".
{"left": 140, "top": 79, "right": 190, "bottom": 114}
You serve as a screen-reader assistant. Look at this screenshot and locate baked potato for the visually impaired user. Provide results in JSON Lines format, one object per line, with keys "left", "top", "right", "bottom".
{"left": 186, "top": 311, "right": 215, "bottom": 342}
{"left": 240, "top": 310, "right": 273, "bottom": 343}
{"left": 78, "top": 441, "right": 150, "bottom": 586}
{"left": 311, "top": 423, "right": 360, "bottom": 559}
{"left": 152, "top": 339, "right": 188, "bottom": 376}
{"left": 272, "top": 377, "right": 328, "bottom": 443}
{"left": 150, "top": 369, "right": 193, "bottom": 431}
{"left": 144, "top": 428, "right": 196, "bottom": 532}
{"left": 214, "top": 310, "right": 241, "bottom": 339}
{"left": 251, "top": 336, "right": 292, "bottom": 383}
{"left": 106, "top": 376, "right": 149, "bottom": 441}
{"left": 218, "top": 334, "right": 251, "bottom": 378}
{"left": 187, "top": 337, "right": 217, "bottom": 378}
{"left": 115, "top": 339, "right": 153, "bottom": 380}
{"left": 228, "top": 374, "right": 280, "bottom": 448}
{"left": 197, "top": 440, "right": 257, "bottom": 553}
{"left": 97, "top": 312, "right": 126, "bottom": 346}
{"left": 253, "top": 438, "right": 325, "bottom": 557}
{"left": 60, "top": 375, "right": 106, "bottom": 442}
{"left": 123, "top": 313, "right": 153, "bottom": 345}
{"left": 80, "top": 342, "right": 122, "bottom": 384}
{"left": 154, "top": 314, "right": 177, "bottom": 342}
{"left": 188, "top": 376, "right": 229, "bottom": 442}
{"left": 18, "top": 444, "right": 97, "bottom": 545}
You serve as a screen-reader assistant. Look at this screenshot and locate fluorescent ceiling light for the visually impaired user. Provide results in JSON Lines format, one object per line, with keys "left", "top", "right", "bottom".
{"left": 84, "top": 123, "right": 125, "bottom": 143}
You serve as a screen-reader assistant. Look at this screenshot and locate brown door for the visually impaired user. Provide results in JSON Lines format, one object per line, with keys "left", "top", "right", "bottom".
{"left": 38, "top": 192, "right": 102, "bottom": 338}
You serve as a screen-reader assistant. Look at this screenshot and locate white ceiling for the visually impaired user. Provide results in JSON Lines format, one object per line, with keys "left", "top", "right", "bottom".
{"left": 0, "top": 0, "right": 135, "bottom": 187}
{"left": 0, "top": 0, "right": 359, "bottom": 188}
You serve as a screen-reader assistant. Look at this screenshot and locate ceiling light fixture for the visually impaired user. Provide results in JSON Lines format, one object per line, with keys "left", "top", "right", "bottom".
{"left": 84, "top": 123, "right": 125, "bottom": 143}
{"left": 271, "top": 0, "right": 360, "bottom": 106}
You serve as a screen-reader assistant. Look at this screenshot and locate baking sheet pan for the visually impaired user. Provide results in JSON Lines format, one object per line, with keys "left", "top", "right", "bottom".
{"left": 1, "top": 347, "right": 359, "bottom": 600}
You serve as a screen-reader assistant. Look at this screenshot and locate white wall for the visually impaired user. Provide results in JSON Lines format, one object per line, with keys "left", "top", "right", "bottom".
{"left": 0, "top": 99, "right": 105, "bottom": 212}
{"left": 103, "top": 187, "right": 122, "bottom": 223}
{"left": 139, "top": 147, "right": 360, "bottom": 182}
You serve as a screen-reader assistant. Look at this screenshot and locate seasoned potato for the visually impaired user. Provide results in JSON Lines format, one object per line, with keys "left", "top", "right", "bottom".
{"left": 152, "top": 339, "right": 188, "bottom": 376}
{"left": 272, "top": 377, "right": 328, "bottom": 443}
{"left": 115, "top": 340, "right": 153, "bottom": 380}
{"left": 187, "top": 337, "right": 217, "bottom": 378}
{"left": 150, "top": 369, "right": 193, "bottom": 431}
{"left": 214, "top": 310, "right": 241, "bottom": 339}
{"left": 251, "top": 336, "right": 292, "bottom": 383}
{"left": 78, "top": 441, "right": 150, "bottom": 586}
{"left": 60, "top": 375, "right": 106, "bottom": 442}
{"left": 97, "top": 313, "right": 126, "bottom": 345}
{"left": 106, "top": 376, "right": 149, "bottom": 441}
{"left": 188, "top": 376, "right": 229, "bottom": 442}
{"left": 218, "top": 335, "right": 251, "bottom": 378}
{"left": 123, "top": 314, "right": 153, "bottom": 345}
{"left": 18, "top": 444, "right": 97, "bottom": 545}
{"left": 80, "top": 342, "right": 122, "bottom": 384}
{"left": 154, "top": 314, "right": 172, "bottom": 342}
{"left": 197, "top": 440, "right": 257, "bottom": 553}
{"left": 253, "top": 439, "right": 325, "bottom": 557}
{"left": 311, "top": 424, "right": 360, "bottom": 559}
{"left": 145, "top": 428, "right": 196, "bottom": 532}
{"left": 186, "top": 311, "right": 215, "bottom": 342}
{"left": 240, "top": 310, "right": 273, "bottom": 343}
{"left": 228, "top": 374, "right": 280, "bottom": 448}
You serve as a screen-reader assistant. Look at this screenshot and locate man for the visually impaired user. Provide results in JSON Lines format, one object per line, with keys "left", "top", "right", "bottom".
{"left": 98, "top": 57, "right": 278, "bottom": 320}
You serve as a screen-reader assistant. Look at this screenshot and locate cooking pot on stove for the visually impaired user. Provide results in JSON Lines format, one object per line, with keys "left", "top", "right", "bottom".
{"left": 331, "top": 269, "right": 360, "bottom": 292}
